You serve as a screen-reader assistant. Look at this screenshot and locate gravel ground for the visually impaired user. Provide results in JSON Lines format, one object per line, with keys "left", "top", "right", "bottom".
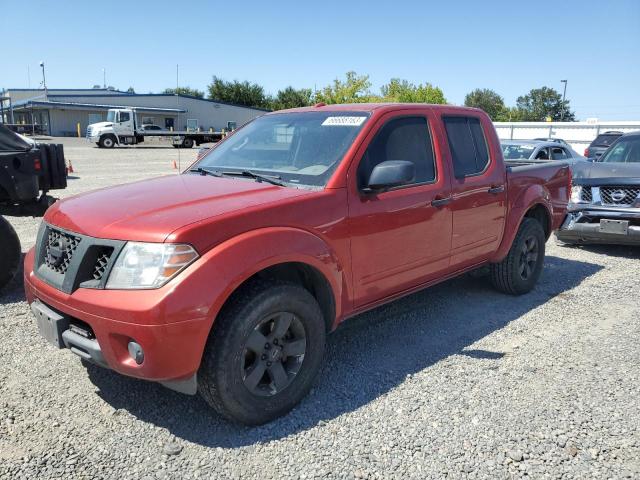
{"left": 1, "top": 139, "right": 639, "bottom": 479}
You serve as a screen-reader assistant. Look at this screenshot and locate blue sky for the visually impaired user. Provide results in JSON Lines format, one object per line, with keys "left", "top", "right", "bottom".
{"left": 2, "top": 0, "right": 639, "bottom": 120}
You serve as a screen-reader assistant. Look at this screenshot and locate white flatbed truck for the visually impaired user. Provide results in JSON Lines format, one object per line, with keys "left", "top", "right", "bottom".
{"left": 86, "top": 108, "right": 224, "bottom": 148}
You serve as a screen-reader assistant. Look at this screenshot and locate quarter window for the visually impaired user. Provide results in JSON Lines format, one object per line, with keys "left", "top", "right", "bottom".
{"left": 358, "top": 116, "right": 435, "bottom": 189}
{"left": 443, "top": 116, "right": 490, "bottom": 177}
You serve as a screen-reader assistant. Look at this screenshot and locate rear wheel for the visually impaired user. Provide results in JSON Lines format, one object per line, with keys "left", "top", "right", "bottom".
{"left": 198, "top": 281, "right": 326, "bottom": 425}
{"left": 182, "top": 137, "right": 194, "bottom": 148}
{"left": 0, "top": 217, "right": 21, "bottom": 290}
{"left": 490, "top": 218, "right": 545, "bottom": 295}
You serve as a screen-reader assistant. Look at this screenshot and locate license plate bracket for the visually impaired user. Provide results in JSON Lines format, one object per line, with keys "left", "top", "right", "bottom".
{"left": 599, "top": 219, "right": 629, "bottom": 235}
{"left": 31, "top": 300, "right": 69, "bottom": 348}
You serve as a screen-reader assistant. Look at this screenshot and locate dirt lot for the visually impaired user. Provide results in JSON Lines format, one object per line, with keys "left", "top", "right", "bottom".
{"left": 1, "top": 138, "right": 639, "bottom": 479}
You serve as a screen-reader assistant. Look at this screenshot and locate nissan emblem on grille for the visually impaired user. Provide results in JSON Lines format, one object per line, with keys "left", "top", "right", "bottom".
{"left": 610, "top": 190, "right": 626, "bottom": 202}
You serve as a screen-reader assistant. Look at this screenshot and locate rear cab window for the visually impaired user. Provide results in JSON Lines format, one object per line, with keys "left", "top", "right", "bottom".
{"left": 443, "top": 116, "right": 490, "bottom": 177}
{"left": 591, "top": 134, "right": 621, "bottom": 147}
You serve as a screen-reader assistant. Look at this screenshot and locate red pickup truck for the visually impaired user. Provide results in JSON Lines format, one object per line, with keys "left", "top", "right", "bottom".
{"left": 24, "top": 104, "right": 570, "bottom": 424}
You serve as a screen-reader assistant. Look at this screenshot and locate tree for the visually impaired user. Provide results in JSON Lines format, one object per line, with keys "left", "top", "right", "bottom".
{"left": 464, "top": 88, "right": 505, "bottom": 120}
{"left": 380, "top": 79, "right": 447, "bottom": 104}
{"left": 126, "top": 86, "right": 135, "bottom": 94}
{"left": 314, "top": 72, "right": 372, "bottom": 104}
{"left": 163, "top": 86, "right": 204, "bottom": 98}
{"left": 270, "top": 86, "right": 313, "bottom": 110}
{"left": 207, "top": 76, "right": 268, "bottom": 108}
{"left": 516, "top": 86, "right": 575, "bottom": 121}
{"left": 495, "top": 106, "right": 526, "bottom": 122}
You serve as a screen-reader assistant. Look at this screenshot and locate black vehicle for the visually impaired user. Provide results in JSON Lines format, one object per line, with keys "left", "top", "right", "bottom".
{"left": 0, "top": 125, "right": 68, "bottom": 289}
{"left": 557, "top": 131, "right": 640, "bottom": 246}
{"left": 584, "top": 131, "right": 624, "bottom": 160}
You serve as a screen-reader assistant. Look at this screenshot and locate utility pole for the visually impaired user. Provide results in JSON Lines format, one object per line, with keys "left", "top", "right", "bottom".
{"left": 560, "top": 79, "right": 568, "bottom": 121}
{"left": 39, "top": 61, "right": 47, "bottom": 100}
{"left": 103, "top": 68, "right": 106, "bottom": 88}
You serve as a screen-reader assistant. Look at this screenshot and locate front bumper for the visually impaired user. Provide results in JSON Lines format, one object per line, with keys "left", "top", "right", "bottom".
{"left": 23, "top": 248, "right": 211, "bottom": 393}
{"left": 556, "top": 207, "right": 640, "bottom": 245}
{"left": 87, "top": 134, "right": 100, "bottom": 143}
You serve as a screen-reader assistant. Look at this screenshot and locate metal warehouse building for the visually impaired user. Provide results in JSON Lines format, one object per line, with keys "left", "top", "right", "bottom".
{"left": 0, "top": 88, "right": 267, "bottom": 136}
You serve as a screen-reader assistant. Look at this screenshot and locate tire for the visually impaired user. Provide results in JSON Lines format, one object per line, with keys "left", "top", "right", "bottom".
{"left": 198, "top": 280, "right": 326, "bottom": 425}
{"left": 182, "top": 137, "right": 194, "bottom": 148}
{"left": 490, "top": 218, "right": 545, "bottom": 295}
{"left": 99, "top": 135, "right": 116, "bottom": 148}
{"left": 0, "top": 216, "right": 21, "bottom": 290}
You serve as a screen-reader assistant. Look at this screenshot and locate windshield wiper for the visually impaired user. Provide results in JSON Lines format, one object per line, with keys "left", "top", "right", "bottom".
{"left": 190, "top": 167, "right": 223, "bottom": 177}
{"left": 190, "top": 167, "right": 286, "bottom": 186}
{"left": 221, "top": 170, "right": 286, "bottom": 187}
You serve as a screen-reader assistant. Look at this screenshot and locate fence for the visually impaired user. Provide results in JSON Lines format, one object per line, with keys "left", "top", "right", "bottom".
{"left": 493, "top": 121, "right": 640, "bottom": 153}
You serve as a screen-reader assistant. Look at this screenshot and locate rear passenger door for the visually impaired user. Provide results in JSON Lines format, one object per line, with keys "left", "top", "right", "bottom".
{"left": 441, "top": 114, "right": 507, "bottom": 268}
{"left": 348, "top": 111, "right": 452, "bottom": 307}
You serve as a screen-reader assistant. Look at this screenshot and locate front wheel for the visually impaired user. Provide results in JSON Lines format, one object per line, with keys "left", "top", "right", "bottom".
{"left": 182, "top": 137, "right": 194, "bottom": 148}
{"left": 99, "top": 135, "right": 116, "bottom": 148}
{"left": 198, "top": 281, "right": 326, "bottom": 425}
{"left": 490, "top": 218, "right": 545, "bottom": 295}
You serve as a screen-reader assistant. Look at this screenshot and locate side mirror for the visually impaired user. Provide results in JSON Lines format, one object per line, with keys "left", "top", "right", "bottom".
{"left": 366, "top": 160, "right": 415, "bottom": 192}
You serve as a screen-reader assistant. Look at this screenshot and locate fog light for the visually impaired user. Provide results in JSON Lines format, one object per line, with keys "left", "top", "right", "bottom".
{"left": 127, "top": 341, "right": 144, "bottom": 365}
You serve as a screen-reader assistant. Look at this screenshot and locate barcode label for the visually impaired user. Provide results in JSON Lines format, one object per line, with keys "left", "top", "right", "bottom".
{"left": 321, "top": 116, "right": 367, "bottom": 126}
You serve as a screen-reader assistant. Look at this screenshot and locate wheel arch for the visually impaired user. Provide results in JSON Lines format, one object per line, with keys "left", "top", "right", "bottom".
{"left": 490, "top": 193, "right": 553, "bottom": 263}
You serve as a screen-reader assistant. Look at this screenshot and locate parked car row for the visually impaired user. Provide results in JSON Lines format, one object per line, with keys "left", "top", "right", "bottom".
{"left": 499, "top": 131, "right": 640, "bottom": 246}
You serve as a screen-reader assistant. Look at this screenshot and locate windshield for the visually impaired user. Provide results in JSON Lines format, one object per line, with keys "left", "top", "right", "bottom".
{"left": 502, "top": 143, "right": 536, "bottom": 160}
{"left": 106, "top": 110, "right": 116, "bottom": 123}
{"left": 193, "top": 111, "right": 370, "bottom": 187}
{"left": 599, "top": 136, "right": 640, "bottom": 163}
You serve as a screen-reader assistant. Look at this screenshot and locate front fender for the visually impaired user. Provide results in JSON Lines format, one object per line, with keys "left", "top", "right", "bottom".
{"left": 489, "top": 183, "right": 553, "bottom": 263}
{"left": 192, "top": 227, "right": 347, "bottom": 330}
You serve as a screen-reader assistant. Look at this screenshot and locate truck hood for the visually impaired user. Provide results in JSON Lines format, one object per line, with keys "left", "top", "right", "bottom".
{"left": 88, "top": 121, "right": 113, "bottom": 130}
{"left": 572, "top": 161, "right": 640, "bottom": 185}
{"left": 45, "top": 174, "right": 313, "bottom": 244}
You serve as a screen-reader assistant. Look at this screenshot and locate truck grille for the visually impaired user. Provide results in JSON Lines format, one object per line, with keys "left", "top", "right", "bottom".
{"left": 581, "top": 187, "right": 593, "bottom": 203}
{"left": 44, "top": 229, "right": 81, "bottom": 274}
{"left": 86, "top": 126, "right": 93, "bottom": 137}
{"left": 35, "top": 224, "right": 125, "bottom": 293}
{"left": 600, "top": 186, "right": 640, "bottom": 206}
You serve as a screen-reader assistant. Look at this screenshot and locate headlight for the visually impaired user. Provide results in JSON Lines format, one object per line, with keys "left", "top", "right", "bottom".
{"left": 570, "top": 185, "right": 584, "bottom": 203}
{"left": 106, "top": 242, "right": 198, "bottom": 289}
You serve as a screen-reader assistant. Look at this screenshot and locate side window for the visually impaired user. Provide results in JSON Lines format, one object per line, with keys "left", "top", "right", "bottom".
{"left": 551, "top": 147, "right": 568, "bottom": 160}
{"left": 119, "top": 112, "right": 130, "bottom": 123}
{"left": 535, "top": 148, "right": 550, "bottom": 160}
{"left": 357, "top": 116, "right": 435, "bottom": 189}
{"left": 443, "top": 116, "right": 490, "bottom": 177}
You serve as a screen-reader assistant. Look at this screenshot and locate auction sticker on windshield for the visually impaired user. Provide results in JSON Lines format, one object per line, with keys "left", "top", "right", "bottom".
{"left": 321, "top": 116, "right": 367, "bottom": 126}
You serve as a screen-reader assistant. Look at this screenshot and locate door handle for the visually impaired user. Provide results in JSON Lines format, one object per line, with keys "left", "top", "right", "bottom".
{"left": 431, "top": 197, "right": 452, "bottom": 208}
{"left": 488, "top": 185, "right": 505, "bottom": 194}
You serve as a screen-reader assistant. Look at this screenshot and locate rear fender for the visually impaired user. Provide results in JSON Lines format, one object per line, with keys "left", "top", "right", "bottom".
{"left": 489, "top": 184, "right": 552, "bottom": 263}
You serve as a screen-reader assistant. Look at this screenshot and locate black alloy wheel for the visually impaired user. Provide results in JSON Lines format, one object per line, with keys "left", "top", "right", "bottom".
{"left": 241, "top": 312, "right": 306, "bottom": 397}
{"left": 518, "top": 235, "right": 539, "bottom": 281}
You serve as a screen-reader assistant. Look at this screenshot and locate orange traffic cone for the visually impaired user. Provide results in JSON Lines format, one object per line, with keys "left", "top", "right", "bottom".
{"left": 67, "top": 160, "right": 74, "bottom": 174}
{"left": 172, "top": 160, "right": 178, "bottom": 170}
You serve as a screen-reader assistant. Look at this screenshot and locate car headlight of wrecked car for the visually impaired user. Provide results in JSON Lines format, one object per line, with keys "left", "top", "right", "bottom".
{"left": 106, "top": 242, "right": 199, "bottom": 289}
